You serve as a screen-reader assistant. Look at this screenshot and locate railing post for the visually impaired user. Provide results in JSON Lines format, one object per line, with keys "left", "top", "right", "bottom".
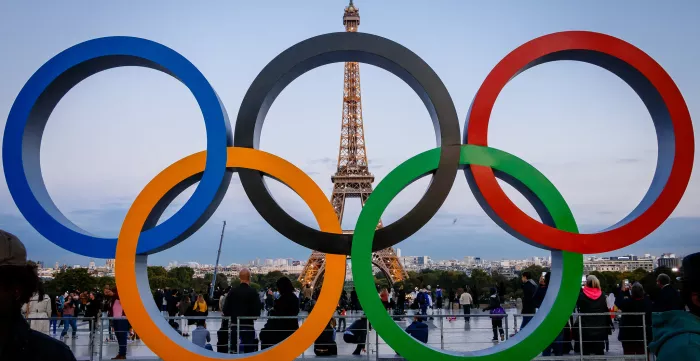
{"left": 236, "top": 317, "right": 240, "bottom": 355}
{"left": 513, "top": 313, "right": 518, "bottom": 334}
{"left": 98, "top": 317, "right": 104, "bottom": 361}
{"left": 578, "top": 314, "right": 584, "bottom": 361}
{"left": 227, "top": 317, "right": 231, "bottom": 354}
{"left": 440, "top": 314, "right": 444, "bottom": 349}
{"left": 643, "top": 313, "right": 649, "bottom": 361}
{"left": 89, "top": 318, "right": 94, "bottom": 361}
{"left": 367, "top": 320, "right": 371, "bottom": 360}
{"left": 375, "top": 322, "right": 379, "bottom": 357}
{"left": 504, "top": 314, "right": 509, "bottom": 341}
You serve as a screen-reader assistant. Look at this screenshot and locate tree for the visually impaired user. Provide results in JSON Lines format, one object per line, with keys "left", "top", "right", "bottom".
{"left": 204, "top": 273, "right": 229, "bottom": 290}
{"left": 167, "top": 267, "right": 195, "bottom": 289}
{"left": 469, "top": 269, "right": 493, "bottom": 305}
{"left": 45, "top": 268, "right": 95, "bottom": 294}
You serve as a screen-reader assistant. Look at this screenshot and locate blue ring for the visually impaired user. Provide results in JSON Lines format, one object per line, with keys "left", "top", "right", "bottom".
{"left": 2, "top": 37, "right": 232, "bottom": 258}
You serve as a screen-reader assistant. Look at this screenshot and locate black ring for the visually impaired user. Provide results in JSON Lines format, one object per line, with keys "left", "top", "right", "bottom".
{"left": 233, "top": 32, "right": 460, "bottom": 255}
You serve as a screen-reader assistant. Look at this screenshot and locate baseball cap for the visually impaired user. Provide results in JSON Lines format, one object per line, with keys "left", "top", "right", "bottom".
{"left": 0, "top": 229, "right": 27, "bottom": 266}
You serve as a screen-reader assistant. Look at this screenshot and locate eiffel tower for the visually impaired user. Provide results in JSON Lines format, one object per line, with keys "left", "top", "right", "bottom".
{"left": 298, "top": 0, "right": 408, "bottom": 289}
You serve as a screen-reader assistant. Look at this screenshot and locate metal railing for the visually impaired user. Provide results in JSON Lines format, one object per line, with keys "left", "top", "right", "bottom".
{"left": 25, "top": 310, "right": 656, "bottom": 360}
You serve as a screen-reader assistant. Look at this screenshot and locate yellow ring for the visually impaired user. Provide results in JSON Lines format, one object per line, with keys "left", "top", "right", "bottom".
{"left": 115, "top": 147, "right": 345, "bottom": 360}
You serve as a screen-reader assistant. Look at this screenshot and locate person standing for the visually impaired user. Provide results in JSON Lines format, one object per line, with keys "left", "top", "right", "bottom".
{"left": 84, "top": 292, "right": 101, "bottom": 334}
{"left": 520, "top": 271, "right": 538, "bottom": 329}
{"left": 448, "top": 289, "right": 456, "bottom": 311}
{"left": 435, "top": 285, "right": 444, "bottom": 313}
{"left": 482, "top": 288, "right": 505, "bottom": 342}
{"left": 0, "top": 230, "right": 76, "bottom": 360}
{"left": 350, "top": 287, "right": 359, "bottom": 313}
{"left": 380, "top": 288, "right": 390, "bottom": 311}
{"left": 653, "top": 273, "right": 684, "bottom": 312}
{"left": 575, "top": 275, "right": 612, "bottom": 356}
{"left": 177, "top": 296, "right": 191, "bottom": 337}
{"left": 459, "top": 288, "right": 473, "bottom": 321}
{"left": 650, "top": 252, "right": 700, "bottom": 359}
{"left": 302, "top": 284, "right": 313, "bottom": 311}
{"left": 222, "top": 268, "right": 261, "bottom": 353}
{"left": 22, "top": 283, "right": 52, "bottom": 334}
{"left": 259, "top": 277, "right": 299, "bottom": 349}
{"left": 615, "top": 282, "right": 652, "bottom": 356}
{"left": 107, "top": 286, "right": 128, "bottom": 360}
{"left": 50, "top": 295, "right": 59, "bottom": 336}
{"left": 397, "top": 286, "right": 406, "bottom": 316}
{"left": 60, "top": 292, "right": 78, "bottom": 339}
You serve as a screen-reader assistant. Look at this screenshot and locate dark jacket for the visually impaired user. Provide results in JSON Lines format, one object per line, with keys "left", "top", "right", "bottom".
{"left": 522, "top": 279, "right": 538, "bottom": 314}
{"left": 259, "top": 293, "right": 299, "bottom": 349}
{"left": 653, "top": 285, "right": 685, "bottom": 313}
{"left": 406, "top": 321, "right": 429, "bottom": 343}
{"left": 576, "top": 290, "right": 612, "bottom": 354}
{"left": 615, "top": 289, "right": 652, "bottom": 344}
{"left": 223, "top": 283, "right": 261, "bottom": 327}
{"left": 650, "top": 310, "right": 700, "bottom": 360}
{"left": 533, "top": 284, "right": 548, "bottom": 309}
{"left": 345, "top": 318, "right": 370, "bottom": 344}
{"left": 0, "top": 313, "right": 76, "bottom": 361}
{"left": 166, "top": 293, "right": 180, "bottom": 317}
{"left": 84, "top": 297, "right": 101, "bottom": 319}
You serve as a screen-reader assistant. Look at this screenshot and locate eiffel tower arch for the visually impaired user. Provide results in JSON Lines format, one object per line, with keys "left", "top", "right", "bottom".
{"left": 299, "top": 0, "right": 408, "bottom": 289}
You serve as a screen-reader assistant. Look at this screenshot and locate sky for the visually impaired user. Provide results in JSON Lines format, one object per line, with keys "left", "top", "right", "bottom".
{"left": 0, "top": 1, "right": 699, "bottom": 267}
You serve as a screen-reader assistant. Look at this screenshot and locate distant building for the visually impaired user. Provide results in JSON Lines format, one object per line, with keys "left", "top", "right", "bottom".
{"left": 584, "top": 255, "right": 654, "bottom": 273}
{"left": 658, "top": 253, "right": 681, "bottom": 269}
{"left": 396, "top": 248, "right": 401, "bottom": 258}
{"left": 464, "top": 256, "right": 475, "bottom": 266}
{"left": 88, "top": 261, "right": 96, "bottom": 270}
{"left": 105, "top": 259, "right": 116, "bottom": 270}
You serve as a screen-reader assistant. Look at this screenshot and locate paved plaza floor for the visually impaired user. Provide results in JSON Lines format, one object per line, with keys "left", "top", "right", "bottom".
{"left": 55, "top": 309, "right": 646, "bottom": 360}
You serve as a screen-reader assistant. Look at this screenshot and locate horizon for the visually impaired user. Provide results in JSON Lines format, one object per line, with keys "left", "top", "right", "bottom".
{"left": 1, "top": 1, "right": 699, "bottom": 267}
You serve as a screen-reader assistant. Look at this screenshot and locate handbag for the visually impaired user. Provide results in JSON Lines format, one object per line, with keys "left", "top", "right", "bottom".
{"left": 489, "top": 306, "right": 506, "bottom": 319}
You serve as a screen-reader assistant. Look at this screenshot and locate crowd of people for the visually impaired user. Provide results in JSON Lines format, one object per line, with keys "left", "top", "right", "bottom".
{"left": 2, "top": 229, "right": 699, "bottom": 360}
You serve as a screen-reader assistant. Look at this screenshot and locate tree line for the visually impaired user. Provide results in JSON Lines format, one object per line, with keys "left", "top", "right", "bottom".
{"left": 41, "top": 264, "right": 679, "bottom": 304}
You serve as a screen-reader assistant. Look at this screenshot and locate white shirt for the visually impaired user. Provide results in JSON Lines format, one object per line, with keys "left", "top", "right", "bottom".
{"left": 459, "top": 292, "right": 473, "bottom": 305}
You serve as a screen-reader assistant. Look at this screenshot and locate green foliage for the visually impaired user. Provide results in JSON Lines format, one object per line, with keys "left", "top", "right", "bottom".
{"left": 45, "top": 268, "right": 95, "bottom": 294}
{"left": 167, "top": 267, "right": 195, "bottom": 289}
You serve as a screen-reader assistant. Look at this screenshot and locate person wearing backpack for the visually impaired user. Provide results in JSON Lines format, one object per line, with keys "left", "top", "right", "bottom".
{"left": 483, "top": 287, "right": 505, "bottom": 342}
{"left": 416, "top": 289, "right": 428, "bottom": 316}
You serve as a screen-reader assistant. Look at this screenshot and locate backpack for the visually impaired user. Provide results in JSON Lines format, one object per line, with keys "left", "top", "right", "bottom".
{"left": 416, "top": 292, "right": 426, "bottom": 306}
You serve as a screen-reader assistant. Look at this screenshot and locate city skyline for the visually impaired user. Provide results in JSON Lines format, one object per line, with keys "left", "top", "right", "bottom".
{"left": 1, "top": 1, "right": 700, "bottom": 267}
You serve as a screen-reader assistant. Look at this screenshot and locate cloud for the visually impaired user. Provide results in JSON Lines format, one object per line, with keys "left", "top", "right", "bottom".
{"left": 615, "top": 158, "right": 642, "bottom": 164}
{"left": 308, "top": 157, "right": 336, "bottom": 165}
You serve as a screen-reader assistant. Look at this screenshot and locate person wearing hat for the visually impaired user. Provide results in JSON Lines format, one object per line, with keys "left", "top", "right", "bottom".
{"left": 0, "top": 229, "right": 76, "bottom": 361}
{"left": 650, "top": 252, "right": 700, "bottom": 359}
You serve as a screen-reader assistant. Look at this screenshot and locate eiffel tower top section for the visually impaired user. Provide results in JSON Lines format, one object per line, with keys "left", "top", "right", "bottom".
{"left": 333, "top": 0, "right": 372, "bottom": 185}
{"left": 343, "top": 0, "right": 360, "bottom": 32}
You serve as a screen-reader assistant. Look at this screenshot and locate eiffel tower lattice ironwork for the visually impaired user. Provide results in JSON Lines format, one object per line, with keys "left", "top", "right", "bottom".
{"left": 298, "top": 0, "right": 408, "bottom": 289}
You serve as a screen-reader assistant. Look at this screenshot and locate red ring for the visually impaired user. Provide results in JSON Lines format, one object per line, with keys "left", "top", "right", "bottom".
{"left": 466, "top": 31, "right": 694, "bottom": 254}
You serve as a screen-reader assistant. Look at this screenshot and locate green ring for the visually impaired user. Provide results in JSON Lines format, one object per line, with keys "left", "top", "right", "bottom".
{"left": 351, "top": 145, "right": 583, "bottom": 360}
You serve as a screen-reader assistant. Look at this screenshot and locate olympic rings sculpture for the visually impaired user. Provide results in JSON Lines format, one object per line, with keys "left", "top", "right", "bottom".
{"left": 2, "top": 30, "right": 694, "bottom": 361}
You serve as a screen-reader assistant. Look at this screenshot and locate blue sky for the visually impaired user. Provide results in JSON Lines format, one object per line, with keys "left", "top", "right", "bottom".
{"left": 1, "top": 1, "right": 699, "bottom": 266}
